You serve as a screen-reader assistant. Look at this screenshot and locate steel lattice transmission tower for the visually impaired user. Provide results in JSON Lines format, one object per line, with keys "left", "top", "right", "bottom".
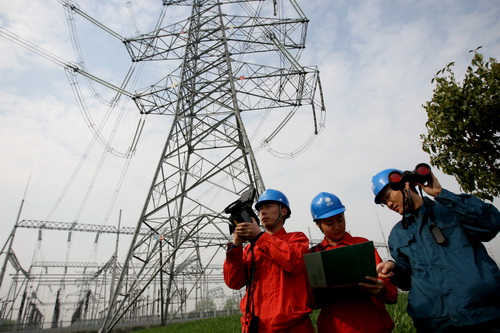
{"left": 100, "top": 0, "right": 325, "bottom": 331}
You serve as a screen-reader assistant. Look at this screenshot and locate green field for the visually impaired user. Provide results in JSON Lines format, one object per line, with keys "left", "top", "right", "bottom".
{"left": 135, "top": 293, "right": 416, "bottom": 333}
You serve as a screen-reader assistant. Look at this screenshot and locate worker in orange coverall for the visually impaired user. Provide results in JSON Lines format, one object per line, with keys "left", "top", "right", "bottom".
{"left": 224, "top": 189, "right": 314, "bottom": 333}
{"left": 309, "top": 192, "right": 398, "bottom": 333}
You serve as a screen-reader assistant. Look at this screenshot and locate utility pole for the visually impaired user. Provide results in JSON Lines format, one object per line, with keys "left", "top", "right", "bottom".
{"left": 0, "top": 0, "right": 325, "bottom": 330}
{"left": 87, "top": 0, "right": 324, "bottom": 331}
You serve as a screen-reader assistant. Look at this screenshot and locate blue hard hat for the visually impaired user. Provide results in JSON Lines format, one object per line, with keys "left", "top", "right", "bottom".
{"left": 371, "top": 168, "right": 401, "bottom": 204}
{"left": 255, "top": 189, "right": 291, "bottom": 218}
{"left": 310, "top": 192, "right": 346, "bottom": 221}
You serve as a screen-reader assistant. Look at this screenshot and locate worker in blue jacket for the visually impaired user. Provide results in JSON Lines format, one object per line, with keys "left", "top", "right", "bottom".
{"left": 372, "top": 165, "right": 500, "bottom": 333}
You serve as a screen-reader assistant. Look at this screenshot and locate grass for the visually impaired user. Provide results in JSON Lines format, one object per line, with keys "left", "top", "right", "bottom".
{"left": 133, "top": 315, "right": 241, "bottom": 333}
{"left": 386, "top": 293, "right": 417, "bottom": 333}
{"left": 134, "top": 293, "right": 416, "bottom": 333}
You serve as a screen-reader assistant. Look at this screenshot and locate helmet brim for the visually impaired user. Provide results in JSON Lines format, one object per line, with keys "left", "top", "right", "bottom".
{"left": 255, "top": 200, "right": 291, "bottom": 218}
{"left": 374, "top": 184, "right": 389, "bottom": 204}
{"left": 313, "top": 207, "right": 346, "bottom": 221}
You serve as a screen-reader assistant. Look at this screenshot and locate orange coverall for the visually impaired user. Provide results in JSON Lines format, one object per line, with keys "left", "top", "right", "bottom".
{"left": 224, "top": 228, "right": 314, "bottom": 333}
{"left": 310, "top": 232, "right": 398, "bottom": 333}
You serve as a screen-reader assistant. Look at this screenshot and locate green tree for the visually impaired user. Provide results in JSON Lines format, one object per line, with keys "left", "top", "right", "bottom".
{"left": 223, "top": 296, "right": 240, "bottom": 311}
{"left": 194, "top": 297, "right": 216, "bottom": 312}
{"left": 421, "top": 47, "right": 500, "bottom": 201}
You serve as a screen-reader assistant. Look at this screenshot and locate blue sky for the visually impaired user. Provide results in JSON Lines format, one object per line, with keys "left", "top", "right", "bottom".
{"left": 1, "top": 0, "right": 499, "bottom": 292}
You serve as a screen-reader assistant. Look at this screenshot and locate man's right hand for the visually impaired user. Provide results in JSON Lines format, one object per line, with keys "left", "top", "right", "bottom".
{"left": 233, "top": 218, "right": 263, "bottom": 245}
{"left": 376, "top": 261, "right": 395, "bottom": 279}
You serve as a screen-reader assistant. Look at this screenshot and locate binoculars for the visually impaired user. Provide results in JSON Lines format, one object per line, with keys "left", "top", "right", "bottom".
{"left": 388, "top": 163, "right": 432, "bottom": 191}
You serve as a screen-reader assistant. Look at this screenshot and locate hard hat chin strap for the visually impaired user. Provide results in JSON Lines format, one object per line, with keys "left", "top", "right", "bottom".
{"left": 269, "top": 204, "right": 284, "bottom": 230}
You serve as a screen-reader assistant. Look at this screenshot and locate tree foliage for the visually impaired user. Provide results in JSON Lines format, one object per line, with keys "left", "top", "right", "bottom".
{"left": 194, "top": 297, "right": 216, "bottom": 312}
{"left": 421, "top": 47, "right": 500, "bottom": 200}
{"left": 223, "top": 296, "right": 240, "bottom": 311}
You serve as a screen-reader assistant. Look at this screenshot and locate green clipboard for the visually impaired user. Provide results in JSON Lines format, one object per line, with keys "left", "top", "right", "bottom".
{"left": 304, "top": 241, "right": 377, "bottom": 289}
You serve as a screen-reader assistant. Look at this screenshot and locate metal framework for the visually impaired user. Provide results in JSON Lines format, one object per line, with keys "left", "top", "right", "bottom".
{"left": 0, "top": 221, "right": 238, "bottom": 331}
{"left": 0, "top": 0, "right": 326, "bottom": 331}
{"left": 100, "top": 0, "right": 324, "bottom": 331}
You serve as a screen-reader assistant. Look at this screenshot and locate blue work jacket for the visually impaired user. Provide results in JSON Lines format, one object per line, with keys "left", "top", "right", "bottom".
{"left": 388, "top": 189, "right": 500, "bottom": 331}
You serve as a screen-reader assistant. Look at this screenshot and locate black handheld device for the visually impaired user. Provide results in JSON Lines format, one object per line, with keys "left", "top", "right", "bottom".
{"left": 224, "top": 188, "right": 260, "bottom": 234}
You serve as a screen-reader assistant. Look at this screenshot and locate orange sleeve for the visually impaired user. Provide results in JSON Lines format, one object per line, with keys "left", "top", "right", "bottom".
{"left": 223, "top": 244, "right": 248, "bottom": 290}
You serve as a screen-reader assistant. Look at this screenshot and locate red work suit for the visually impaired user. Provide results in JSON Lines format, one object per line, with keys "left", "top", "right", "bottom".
{"left": 224, "top": 228, "right": 314, "bottom": 333}
{"left": 310, "top": 233, "right": 397, "bottom": 333}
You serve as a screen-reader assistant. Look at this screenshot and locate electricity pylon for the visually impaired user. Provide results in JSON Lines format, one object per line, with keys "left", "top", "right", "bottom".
{"left": 100, "top": 0, "right": 325, "bottom": 331}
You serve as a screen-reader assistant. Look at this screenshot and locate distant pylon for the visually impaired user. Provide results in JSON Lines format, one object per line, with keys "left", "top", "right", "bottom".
{"left": 100, "top": 1, "right": 325, "bottom": 331}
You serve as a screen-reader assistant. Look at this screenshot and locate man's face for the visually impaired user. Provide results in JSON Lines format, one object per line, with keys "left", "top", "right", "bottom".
{"left": 258, "top": 202, "right": 286, "bottom": 231}
{"left": 379, "top": 186, "right": 405, "bottom": 215}
{"left": 317, "top": 213, "right": 346, "bottom": 243}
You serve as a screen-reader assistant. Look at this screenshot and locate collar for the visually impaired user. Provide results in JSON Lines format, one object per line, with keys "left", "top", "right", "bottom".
{"left": 268, "top": 227, "right": 286, "bottom": 238}
{"left": 319, "top": 232, "right": 354, "bottom": 249}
